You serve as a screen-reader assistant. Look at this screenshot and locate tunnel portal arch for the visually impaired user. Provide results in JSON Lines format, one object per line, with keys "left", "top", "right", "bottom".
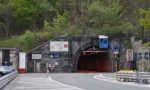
{"left": 72, "top": 42, "right": 111, "bottom": 72}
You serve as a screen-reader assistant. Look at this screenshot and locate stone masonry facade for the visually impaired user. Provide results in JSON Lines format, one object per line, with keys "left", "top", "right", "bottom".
{"left": 27, "top": 35, "right": 128, "bottom": 73}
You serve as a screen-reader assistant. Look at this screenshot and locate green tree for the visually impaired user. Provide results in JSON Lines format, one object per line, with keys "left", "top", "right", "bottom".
{"left": 139, "top": 8, "right": 150, "bottom": 40}
{"left": 53, "top": 11, "right": 70, "bottom": 34}
{"left": 0, "top": 2, "right": 12, "bottom": 37}
{"left": 139, "top": 8, "right": 150, "bottom": 31}
{"left": 10, "top": 0, "right": 50, "bottom": 30}
{"left": 87, "top": 0, "right": 123, "bottom": 31}
{"left": 85, "top": 0, "right": 137, "bottom": 39}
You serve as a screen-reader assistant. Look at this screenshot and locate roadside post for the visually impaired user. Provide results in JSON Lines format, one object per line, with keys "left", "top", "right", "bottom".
{"left": 126, "top": 49, "right": 133, "bottom": 69}
{"left": 136, "top": 49, "right": 139, "bottom": 82}
{"left": 18, "top": 52, "right": 26, "bottom": 74}
{"left": 112, "top": 42, "right": 119, "bottom": 72}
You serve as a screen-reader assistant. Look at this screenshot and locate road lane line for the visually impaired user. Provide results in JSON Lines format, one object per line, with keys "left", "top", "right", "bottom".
{"left": 48, "top": 76, "right": 85, "bottom": 90}
{"left": 94, "top": 74, "right": 150, "bottom": 88}
{"left": 11, "top": 86, "right": 77, "bottom": 90}
{"left": 11, "top": 76, "right": 83, "bottom": 90}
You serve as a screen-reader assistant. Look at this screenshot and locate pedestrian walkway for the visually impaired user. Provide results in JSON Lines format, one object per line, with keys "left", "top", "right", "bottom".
{"left": 2, "top": 74, "right": 83, "bottom": 90}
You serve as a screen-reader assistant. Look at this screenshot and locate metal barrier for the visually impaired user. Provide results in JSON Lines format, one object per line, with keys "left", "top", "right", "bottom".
{"left": 139, "top": 72, "right": 150, "bottom": 84}
{"left": 116, "top": 71, "right": 150, "bottom": 84}
{"left": 0, "top": 71, "right": 18, "bottom": 89}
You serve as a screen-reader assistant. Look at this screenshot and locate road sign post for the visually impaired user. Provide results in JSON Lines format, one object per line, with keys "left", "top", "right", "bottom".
{"left": 112, "top": 42, "right": 120, "bottom": 72}
{"left": 115, "top": 54, "right": 118, "bottom": 72}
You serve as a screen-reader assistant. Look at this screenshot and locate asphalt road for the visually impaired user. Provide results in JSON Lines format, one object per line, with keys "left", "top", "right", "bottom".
{"left": 51, "top": 73, "right": 150, "bottom": 90}
{"left": 2, "top": 73, "right": 150, "bottom": 90}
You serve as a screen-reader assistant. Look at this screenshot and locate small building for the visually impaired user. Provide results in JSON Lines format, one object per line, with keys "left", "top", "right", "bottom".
{"left": 0, "top": 48, "right": 21, "bottom": 70}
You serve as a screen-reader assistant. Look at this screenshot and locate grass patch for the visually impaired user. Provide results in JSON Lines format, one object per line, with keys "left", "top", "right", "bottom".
{"left": 142, "top": 42, "right": 150, "bottom": 48}
{"left": 0, "top": 30, "right": 54, "bottom": 51}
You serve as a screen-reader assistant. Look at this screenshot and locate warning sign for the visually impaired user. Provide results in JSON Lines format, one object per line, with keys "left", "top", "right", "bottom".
{"left": 127, "top": 49, "right": 133, "bottom": 61}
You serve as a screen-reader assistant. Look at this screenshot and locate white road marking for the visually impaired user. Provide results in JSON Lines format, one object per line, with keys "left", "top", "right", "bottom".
{"left": 94, "top": 74, "right": 150, "bottom": 88}
{"left": 48, "top": 76, "right": 85, "bottom": 90}
{"left": 10, "top": 76, "right": 84, "bottom": 90}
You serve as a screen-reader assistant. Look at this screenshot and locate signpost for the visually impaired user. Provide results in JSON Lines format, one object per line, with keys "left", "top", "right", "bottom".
{"left": 112, "top": 42, "right": 120, "bottom": 72}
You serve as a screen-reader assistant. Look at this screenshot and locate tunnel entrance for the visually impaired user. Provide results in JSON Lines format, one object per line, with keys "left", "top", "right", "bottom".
{"left": 77, "top": 47, "right": 110, "bottom": 73}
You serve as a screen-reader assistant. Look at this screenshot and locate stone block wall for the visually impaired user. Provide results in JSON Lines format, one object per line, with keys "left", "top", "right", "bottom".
{"left": 27, "top": 35, "right": 127, "bottom": 73}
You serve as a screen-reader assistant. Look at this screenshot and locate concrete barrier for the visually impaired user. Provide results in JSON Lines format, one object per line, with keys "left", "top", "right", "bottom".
{"left": 0, "top": 71, "right": 17, "bottom": 89}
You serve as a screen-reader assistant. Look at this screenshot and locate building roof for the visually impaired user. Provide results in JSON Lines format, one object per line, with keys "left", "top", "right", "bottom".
{"left": 0, "top": 48, "right": 21, "bottom": 51}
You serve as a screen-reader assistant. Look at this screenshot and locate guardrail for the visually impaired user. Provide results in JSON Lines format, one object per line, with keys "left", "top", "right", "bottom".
{"left": 116, "top": 71, "right": 150, "bottom": 84}
{"left": 0, "top": 71, "right": 18, "bottom": 89}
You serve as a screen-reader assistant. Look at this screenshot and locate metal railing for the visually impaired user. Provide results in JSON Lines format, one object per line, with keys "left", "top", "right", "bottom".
{"left": 0, "top": 71, "right": 18, "bottom": 89}
{"left": 116, "top": 71, "right": 150, "bottom": 84}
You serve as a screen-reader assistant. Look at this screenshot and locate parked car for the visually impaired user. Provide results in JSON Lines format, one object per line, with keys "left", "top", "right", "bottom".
{"left": 0, "top": 66, "right": 14, "bottom": 76}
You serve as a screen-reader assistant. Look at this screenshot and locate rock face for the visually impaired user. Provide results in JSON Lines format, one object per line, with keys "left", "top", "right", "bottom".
{"left": 27, "top": 35, "right": 127, "bottom": 73}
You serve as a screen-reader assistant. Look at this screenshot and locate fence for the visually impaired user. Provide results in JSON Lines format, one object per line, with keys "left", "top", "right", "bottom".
{"left": 116, "top": 71, "right": 150, "bottom": 84}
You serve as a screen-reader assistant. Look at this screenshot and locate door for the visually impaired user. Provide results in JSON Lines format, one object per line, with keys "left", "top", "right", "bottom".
{"left": 2, "top": 49, "right": 10, "bottom": 66}
{"left": 36, "top": 62, "right": 41, "bottom": 73}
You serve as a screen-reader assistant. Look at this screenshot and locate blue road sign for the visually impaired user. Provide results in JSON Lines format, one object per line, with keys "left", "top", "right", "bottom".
{"left": 112, "top": 43, "right": 120, "bottom": 54}
{"left": 99, "top": 35, "right": 108, "bottom": 49}
{"left": 50, "top": 53, "right": 61, "bottom": 58}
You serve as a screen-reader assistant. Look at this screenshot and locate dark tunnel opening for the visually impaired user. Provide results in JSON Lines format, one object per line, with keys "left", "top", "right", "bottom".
{"left": 77, "top": 50, "right": 111, "bottom": 73}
